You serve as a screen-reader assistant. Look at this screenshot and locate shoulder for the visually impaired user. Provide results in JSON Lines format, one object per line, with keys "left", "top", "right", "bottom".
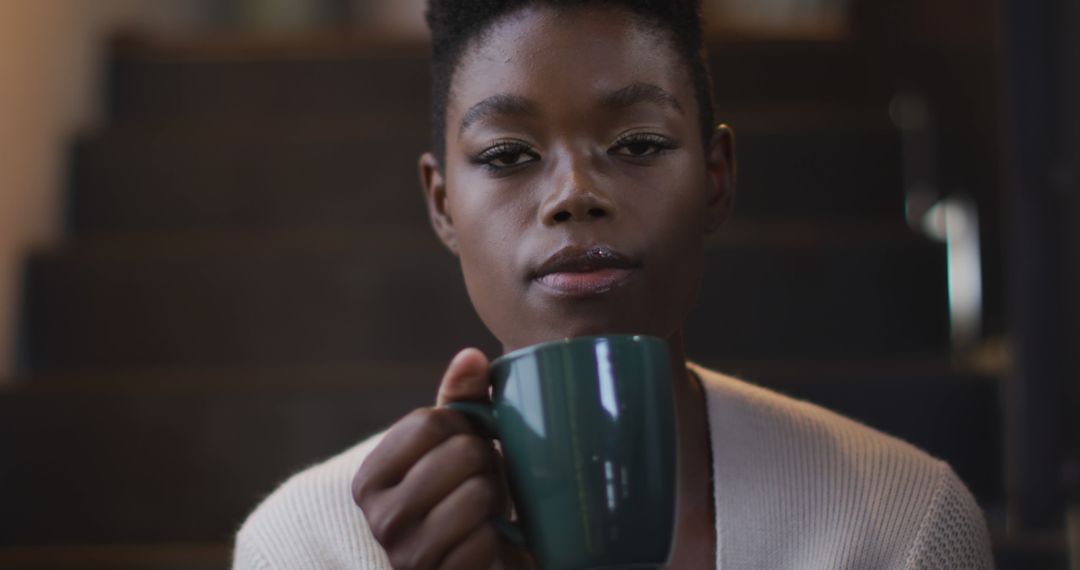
{"left": 233, "top": 432, "right": 392, "bottom": 570}
{"left": 695, "top": 364, "right": 934, "bottom": 461}
{"left": 903, "top": 459, "right": 995, "bottom": 569}
{"left": 693, "top": 364, "right": 939, "bottom": 473}
{"left": 692, "top": 365, "right": 992, "bottom": 568}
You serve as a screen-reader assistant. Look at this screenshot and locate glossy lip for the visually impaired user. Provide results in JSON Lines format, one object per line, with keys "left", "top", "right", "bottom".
{"left": 531, "top": 244, "right": 640, "bottom": 297}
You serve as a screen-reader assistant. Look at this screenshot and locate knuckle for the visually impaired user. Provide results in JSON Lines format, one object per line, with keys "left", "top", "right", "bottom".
{"left": 403, "top": 407, "right": 439, "bottom": 434}
{"left": 452, "top": 525, "right": 500, "bottom": 570}
{"left": 468, "top": 524, "right": 501, "bottom": 565}
{"left": 366, "top": 501, "right": 406, "bottom": 546}
{"left": 407, "top": 543, "right": 438, "bottom": 570}
{"left": 389, "top": 549, "right": 417, "bottom": 570}
{"left": 462, "top": 475, "right": 499, "bottom": 510}
{"left": 475, "top": 523, "right": 500, "bottom": 553}
{"left": 351, "top": 469, "right": 374, "bottom": 506}
{"left": 365, "top": 508, "right": 392, "bottom": 544}
{"left": 404, "top": 406, "right": 436, "bottom": 424}
{"left": 411, "top": 408, "right": 463, "bottom": 443}
{"left": 448, "top": 434, "right": 494, "bottom": 472}
{"left": 408, "top": 543, "right": 442, "bottom": 570}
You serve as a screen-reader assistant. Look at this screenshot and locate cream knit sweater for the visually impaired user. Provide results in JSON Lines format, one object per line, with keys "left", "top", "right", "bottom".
{"left": 234, "top": 365, "right": 994, "bottom": 569}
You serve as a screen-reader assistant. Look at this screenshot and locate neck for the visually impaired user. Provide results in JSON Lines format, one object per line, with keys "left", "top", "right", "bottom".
{"left": 664, "top": 330, "right": 690, "bottom": 384}
{"left": 665, "top": 329, "right": 717, "bottom": 566}
{"left": 664, "top": 330, "right": 703, "bottom": 428}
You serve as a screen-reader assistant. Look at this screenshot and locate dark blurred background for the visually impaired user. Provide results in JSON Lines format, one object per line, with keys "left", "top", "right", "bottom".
{"left": 0, "top": 0, "right": 1076, "bottom": 568}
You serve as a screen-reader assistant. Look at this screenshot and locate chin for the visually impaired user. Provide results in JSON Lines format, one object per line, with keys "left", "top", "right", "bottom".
{"left": 499, "top": 317, "right": 665, "bottom": 354}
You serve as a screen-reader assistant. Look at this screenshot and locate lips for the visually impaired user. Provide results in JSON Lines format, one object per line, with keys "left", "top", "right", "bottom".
{"left": 532, "top": 245, "right": 639, "bottom": 296}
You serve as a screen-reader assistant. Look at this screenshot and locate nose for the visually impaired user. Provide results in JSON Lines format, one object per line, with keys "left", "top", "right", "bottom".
{"left": 540, "top": 162, "right": 617, "bottom": 225}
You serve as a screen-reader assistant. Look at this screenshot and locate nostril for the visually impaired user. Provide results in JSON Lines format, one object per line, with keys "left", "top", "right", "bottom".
{"left": 588, "top": 208, "right": 606, "bottom": 219}
{"left": 553, "top": 211, "right": 572, "bottom": 223}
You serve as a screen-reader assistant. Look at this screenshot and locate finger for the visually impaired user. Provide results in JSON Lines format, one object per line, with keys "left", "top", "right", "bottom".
{"left": 495, "top": 542, "right": 537, "bottom": 570}
{"left": 490, "top": 441, "right": 514, "bottom": 518}
{"left": 357, "top": 347, "right": 487, "bottom": 494}
{"left": 436, "top": 348, "right": 491, "bottom": 406}
{"left": 353, "top": 407, "right": 474, "bottom": 500}
{"left": 386, "top": 433, "right": 499, "bottom": 527}
{"left": 435, "top": 514, "right": 502, "bottom": 570}
{"left": 400, "top": 474, "right": 502, "bottom": 569}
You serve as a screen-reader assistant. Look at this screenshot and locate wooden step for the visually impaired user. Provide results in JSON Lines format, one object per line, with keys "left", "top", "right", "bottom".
{"left": 70, "top": 126, "right": 430, "bottom": 233}
{"left": 70, "top": 122, "right": 904, "bottom": 233}
{"left": 730, "top": 125, "right": 904, "bottom": 220}
{"left": 0, "top": 543, "right": 229, "bottom": 570}
{"left": 0, "top": 363, "right": 442, "bottom": 544}
{"left": 21, "top": 229, "right": 497, "bottom": 370}
{"left": 107, "top": 36, "right": 432, "bottom": 121}
{"left": 706, "top": 40, "right": 893, "bottom": 104}
{"left": 686, "top": 222, "right": 949, "bottom": 359}
{"left": 106, "top": 36, "right": 891, "bottom": 120}
{"left": 990, "top": 532, "right": 1071, "bottom": 570}
{"left": 21, "top": 225, "right": 947, "bottom": 370}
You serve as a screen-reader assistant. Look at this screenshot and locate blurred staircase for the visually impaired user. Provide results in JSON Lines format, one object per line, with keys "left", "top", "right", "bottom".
{"left": 0, "top": 35, "right": 1023, "bottom": 568}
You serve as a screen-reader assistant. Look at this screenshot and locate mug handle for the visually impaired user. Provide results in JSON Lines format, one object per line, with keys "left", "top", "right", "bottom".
{"left": 443, "top": 401, "right": 527, "bottom": 549}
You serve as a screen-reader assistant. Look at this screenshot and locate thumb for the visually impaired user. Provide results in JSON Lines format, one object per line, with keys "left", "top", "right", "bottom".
{"left": 435, "top": 347, "right": 491, "bottom": 406}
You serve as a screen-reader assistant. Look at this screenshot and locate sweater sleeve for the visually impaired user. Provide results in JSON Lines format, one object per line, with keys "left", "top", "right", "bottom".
{"left": 902, "top": 461, "right": 995, "bottom": 569}
{"left": 230, "top": 467, "right": 393, "bottom": 570}
{"left": 231, "top": 435, "right": 394, "bottom": 570}
{"left": 233, "top": 530, "right": 274, "bottom": 570}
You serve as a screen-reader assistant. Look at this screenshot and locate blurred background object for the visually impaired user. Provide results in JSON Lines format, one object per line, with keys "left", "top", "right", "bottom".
{"left": 0, "top": 0, "right": 1075, "bottom": 568}
{"left": 704, "top": 0, "right": 853, "bottom": 39}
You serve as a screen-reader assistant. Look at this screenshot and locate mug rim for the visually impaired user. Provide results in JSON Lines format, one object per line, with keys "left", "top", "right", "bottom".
{"left": 491, "top": 334, "right": 666, "bottom": 369}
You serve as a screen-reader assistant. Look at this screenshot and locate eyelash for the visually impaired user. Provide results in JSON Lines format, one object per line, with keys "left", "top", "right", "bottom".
{"left": 471, "top": 132, "right": 678, "bottom": 173}
{"left": 472, "top": 141, "right": 539, "bottom": 172}
{"left": 610, "top": 132, "right": 678, "bottom": 157}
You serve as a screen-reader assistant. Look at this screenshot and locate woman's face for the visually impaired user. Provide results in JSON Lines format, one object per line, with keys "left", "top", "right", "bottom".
{"left": 422, "top": 5, "right": 734, "bottom": 353}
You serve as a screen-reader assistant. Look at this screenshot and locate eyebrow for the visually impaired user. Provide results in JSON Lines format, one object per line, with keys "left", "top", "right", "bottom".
{"left": 458, "top": 82, "right": 684, "bottom": 135}
{"left": 599, "top": 82, "right": 685, "bottom": 114}
{"left": 459, "top": 94, "right": 540, "bottom": 135}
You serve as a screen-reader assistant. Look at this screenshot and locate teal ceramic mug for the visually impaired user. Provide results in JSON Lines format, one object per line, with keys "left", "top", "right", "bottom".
{"left": 446, "top": 335, "right": 677, "bottom": 570}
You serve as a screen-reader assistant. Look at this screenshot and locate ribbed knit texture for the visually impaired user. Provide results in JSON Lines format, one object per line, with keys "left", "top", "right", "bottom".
{"left": 697, "top": 365, "right": 993, "bottom": 569}
{"left": 233, "top": 436, "right": 392, "bottom": 570}
{"left": 234, "top": 366, "right": 993, "bottom": 569}
{"left": 902, "top": 468, "right": 996, "bottom": 569}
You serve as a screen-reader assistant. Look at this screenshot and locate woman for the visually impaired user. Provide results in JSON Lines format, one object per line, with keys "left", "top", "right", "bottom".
{"left": 235, "top": 1, "right": 994, "bottom": 568}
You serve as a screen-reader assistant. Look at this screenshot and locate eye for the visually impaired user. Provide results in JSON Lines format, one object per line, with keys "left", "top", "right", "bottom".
{"left": 610, "top": 133, "right": 677, "bottom": 158}
{"left": 473, "top": 141, "right": 539, "bottom": 171}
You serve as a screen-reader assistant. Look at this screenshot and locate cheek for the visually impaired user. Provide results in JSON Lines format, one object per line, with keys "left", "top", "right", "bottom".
{"left": 636, "top": 164, "right": 709, "bottom": 328}
{"left": 446, "top": 176, "right": 532, "bottom": 341}
{"left": 625, "top": 156, "right": 708, "bottom": 246}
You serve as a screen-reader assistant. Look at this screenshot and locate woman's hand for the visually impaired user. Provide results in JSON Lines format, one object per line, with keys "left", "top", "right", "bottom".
{"left": 352, "top": 348, "right": 533, "bottom": 570}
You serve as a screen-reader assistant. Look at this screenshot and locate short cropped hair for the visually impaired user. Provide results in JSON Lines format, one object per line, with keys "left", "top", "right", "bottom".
{"left": 425, "top": 0, "right": 715, "bottom": 165}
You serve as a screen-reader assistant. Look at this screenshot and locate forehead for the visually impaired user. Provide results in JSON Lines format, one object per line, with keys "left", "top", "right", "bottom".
{"left": 448, "top": 5, "right": 692, "bottom": 121}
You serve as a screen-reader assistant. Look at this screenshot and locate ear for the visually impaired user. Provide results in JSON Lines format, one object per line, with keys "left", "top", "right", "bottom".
{"left": 703, "top": 124, "right": 736, "bottom": 234}
{"left": 419, "top": 152, "right": 459, "bottom": 255}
